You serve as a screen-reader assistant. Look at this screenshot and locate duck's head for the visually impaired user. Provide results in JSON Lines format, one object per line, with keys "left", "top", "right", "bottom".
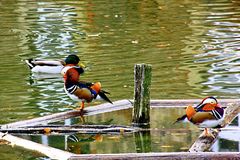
{"left": 196, "top": 96, "right": 220, "bottom": 111}
{"left": 65, "top": 54, "right": 80, "bottom": 65}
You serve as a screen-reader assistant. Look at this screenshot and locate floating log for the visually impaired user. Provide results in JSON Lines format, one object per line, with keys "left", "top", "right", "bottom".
{"left": 189, "top": 102, "right": 240, "bottom": 152}
{"left": 0, "top": 132, "right": 75, "bottom": 160}
{"left": 69, "top": 152, "right": 240, "bottom": 160}
{"left": 132, "top": 64, "right": 152, "bottom": 126}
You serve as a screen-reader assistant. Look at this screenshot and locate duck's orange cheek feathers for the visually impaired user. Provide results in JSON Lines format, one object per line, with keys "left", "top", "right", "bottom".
{"left": 186, "top": 106, "right": 196, "bottom": 120}
{"left": 202, "top": 104, "right": 216, "bottom": 111}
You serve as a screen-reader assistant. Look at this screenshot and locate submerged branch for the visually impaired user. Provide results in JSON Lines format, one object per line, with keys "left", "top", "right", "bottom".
{"left": 0, "top": 132, "right": 74, "bottom": 160}
{"left": 0, "top": 125, "right": 138, "bottom": 134}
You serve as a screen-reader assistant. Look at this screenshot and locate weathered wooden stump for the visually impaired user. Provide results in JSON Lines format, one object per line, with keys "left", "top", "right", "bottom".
{"left": 132, "top": 64, "right": 152, "bottom": 126}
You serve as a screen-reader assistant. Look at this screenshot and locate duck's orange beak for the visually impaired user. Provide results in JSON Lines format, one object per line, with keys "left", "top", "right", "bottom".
{"left": 78, "top": 62, "right": 85, "bottom": 68}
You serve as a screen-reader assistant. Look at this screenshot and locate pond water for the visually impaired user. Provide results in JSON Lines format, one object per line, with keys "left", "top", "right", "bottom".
{"left": 0, "top": 0, "right": 240, "bottom": 159}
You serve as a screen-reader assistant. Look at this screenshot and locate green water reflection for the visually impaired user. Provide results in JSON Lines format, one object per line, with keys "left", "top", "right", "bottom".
{"left": 16, "top": 108, "right": 199, "bottom": 155}
{"left": 0, "top": 145, "right": 43, "bottom": 160}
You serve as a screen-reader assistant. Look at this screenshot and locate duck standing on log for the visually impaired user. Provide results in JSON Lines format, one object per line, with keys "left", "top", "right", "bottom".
{"left": 175, "top": 96, "right": 225, "bottom": 137}
{"left": 61, "top": 54, "right": 112, "bottom": 110}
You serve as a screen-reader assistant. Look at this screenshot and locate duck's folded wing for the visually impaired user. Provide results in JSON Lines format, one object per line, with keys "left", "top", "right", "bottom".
{"left": 190, "top": 112, "right": 215, "bottom": 124}
{"left": 33, "top": 60, "right": 64, "bottom": 66}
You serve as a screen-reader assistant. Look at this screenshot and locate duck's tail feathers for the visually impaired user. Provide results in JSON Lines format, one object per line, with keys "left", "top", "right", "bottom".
{"left": 173, "top": 114, "right": 187, "bottom": 124}
{"left": 98, "top": 90, "right": 112, "bottom": 104}
{"left": 100, "top": 90, "right": 110, "bottom": 95}
{"left": 25, "top": 59, "right": 35, "bottom": 69}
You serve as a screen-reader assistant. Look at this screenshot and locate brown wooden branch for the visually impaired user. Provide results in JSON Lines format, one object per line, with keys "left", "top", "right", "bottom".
{"left": 189, "top": 102, "right": 240, "bottom": 152}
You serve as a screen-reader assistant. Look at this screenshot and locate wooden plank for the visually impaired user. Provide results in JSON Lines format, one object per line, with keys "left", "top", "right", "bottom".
{"left": 69, "top": 152, "right": 240, "bottom": 160}
{"left": 1, "top": 99, "right": 132, "bottom": 129}
{"left": 1, "top": 110, "right": 81, "bottom": 129}
{"left": 84, "top": 99, "right": 132, "bottom": 116}
{"left": 0, "top": 132, "right": 75, "bottom": 160}
{"left": 189, "top": 102, "right": 240, "bottom": 152}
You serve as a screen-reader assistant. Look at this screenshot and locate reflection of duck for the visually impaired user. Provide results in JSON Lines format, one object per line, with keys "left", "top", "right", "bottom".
{"left": 62, "top": 55, "right": 112, "bottom": 110}
{"left": 68, "top": 134, "right": 103, "bottom": 143}
{"left": 175, "top": 97, "right": 225, "bottom": 137}
{"left": 67, "top": 134, "right": 103, "bottom": 154}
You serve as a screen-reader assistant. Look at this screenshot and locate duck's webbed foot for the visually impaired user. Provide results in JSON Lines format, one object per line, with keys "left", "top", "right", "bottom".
{"left": 200, "top": 128, "right": 215, "bottom": 140}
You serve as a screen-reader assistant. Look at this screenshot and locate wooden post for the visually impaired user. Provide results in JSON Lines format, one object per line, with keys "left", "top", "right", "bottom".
{"left": 132, "top": 64, "right": 152, "bottom": 126}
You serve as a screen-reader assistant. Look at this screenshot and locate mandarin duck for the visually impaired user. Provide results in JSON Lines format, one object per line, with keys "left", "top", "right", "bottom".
{"left": 61, "top": 54, "right": 112, "bottom": 110}
{"left": 25, "top": 55, "right": 85, "bottom": 74}
{"left": 175, "top": 96, "right": 225, "bottom": 137}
